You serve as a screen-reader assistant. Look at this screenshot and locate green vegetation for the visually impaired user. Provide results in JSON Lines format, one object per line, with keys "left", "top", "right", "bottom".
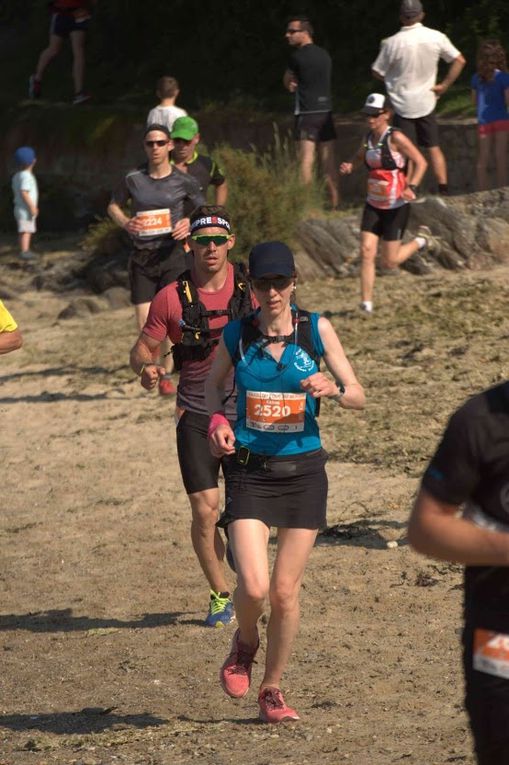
{"left": 2, "top": 1, "right": 508, "bottom": 111}
{"left": 214, "top": 131, "right": 323, "bottom": 257}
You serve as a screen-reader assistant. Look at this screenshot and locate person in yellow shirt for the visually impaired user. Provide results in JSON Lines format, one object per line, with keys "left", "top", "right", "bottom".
{"left": 0, "top": 300, "right": 23, "bottom": 354}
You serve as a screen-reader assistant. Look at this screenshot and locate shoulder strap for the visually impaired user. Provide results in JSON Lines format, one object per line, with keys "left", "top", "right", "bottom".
{"left": 176, "top": 269, "right": 198, "bottom": 307}
{"left": 293, "top": 309, "right": 322, "bottom": 365}
{"left": 380, "top": 127, "right": 399, "bottom": 170}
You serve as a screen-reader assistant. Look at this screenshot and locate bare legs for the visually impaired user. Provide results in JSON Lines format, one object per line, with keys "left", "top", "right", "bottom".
{"left": 360, "top": 231, "right": 422, "bottom": 305}
{"left": 318, "top": 140, "right": 340, "bottom": 208}
{"left": 34, "top": 29, "right": 87, "bottom": 96}
{"left": 299, "top": 139, "right": 316, "bottom": 186}
{"left": 405, "top": 146, "right": 448, "bottom": 191}
{"left": 477, "top": 132, "right": 508, "bottom": 190}
{"left": 35, "top": 35, "right": 63, "bottom": 82}
{"left": 298, "top": 139, "right": 340, "bottom": 208}
{"left": 70, "top": 30, "right": 86, "bottom": 94}
{"left": 229, "top": 519, "right": 318, "bottom": 690}
{"left": 18, "top": 232, "right": 33, "bottom": 255}
{"left": 427, "top": 145, "right": 448, "bottom": 187}
{"left": 188, "top": 488, "right": 229, "bottom": 593}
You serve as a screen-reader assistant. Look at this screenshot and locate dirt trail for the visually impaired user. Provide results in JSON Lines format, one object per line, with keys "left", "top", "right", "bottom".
{"left": 2, "top": 251, "right": 508, "bottom": 764}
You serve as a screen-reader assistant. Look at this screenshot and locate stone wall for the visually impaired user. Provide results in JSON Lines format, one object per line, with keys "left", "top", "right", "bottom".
{"left": 0, "top": 107, "right": 486, "bottom": 229}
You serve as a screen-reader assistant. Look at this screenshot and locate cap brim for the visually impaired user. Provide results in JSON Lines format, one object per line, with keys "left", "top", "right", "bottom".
{"left": 171, "top": 132, "right": 196, "bottom": 141}
{"left": 250, "top": 265, "right": 294, "bottom": 278}
{"left": 362, "top": 107, "right": 384, "bottom": 115}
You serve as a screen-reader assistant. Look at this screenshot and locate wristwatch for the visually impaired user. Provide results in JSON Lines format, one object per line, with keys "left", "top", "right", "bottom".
{"left": 331, "top": 380, "right": 345, "bottom": 403}
{"left": 409, "top": 184, "right": 418, "bottom": 193}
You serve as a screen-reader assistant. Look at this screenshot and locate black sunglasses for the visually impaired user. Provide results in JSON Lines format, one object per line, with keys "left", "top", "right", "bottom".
{"left": 286, "top": 28, "right": 302, "bottom": 33}
{"left": 251, "top": 276, "right": 293, "bottom": 292}
{"left": 145, "top": 139, "right": 169, "bottom": 147}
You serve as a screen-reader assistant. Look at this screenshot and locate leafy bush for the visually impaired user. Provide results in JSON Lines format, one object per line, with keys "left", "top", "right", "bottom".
{"left": 214, "top": 130, "right": 323, "bottom": 259}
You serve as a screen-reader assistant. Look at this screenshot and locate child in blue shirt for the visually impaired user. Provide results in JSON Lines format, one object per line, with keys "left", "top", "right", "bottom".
{"left": 11, "top": 146, "right": 39, "bottom": 261}
{"left": 471, "top": 39, "right": 509, "bottom": 190}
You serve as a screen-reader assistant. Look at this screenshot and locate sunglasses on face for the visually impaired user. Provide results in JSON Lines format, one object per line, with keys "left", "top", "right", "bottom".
{"left": 251, "top": 276, "right": 293, "bottom": 292}
{"left": 191, "top": 234, "right": 231, "bottom": 246}
{"left": 145, "top": 139, "right": 169, "bottom": 147}
{"left": 286, "top": 28, "right": 302, "bottom": 34}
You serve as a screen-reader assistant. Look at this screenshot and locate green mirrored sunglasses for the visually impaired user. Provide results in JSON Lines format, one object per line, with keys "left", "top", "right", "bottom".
{"left": 191, "top": 234, "right": 231, "bottom": 246}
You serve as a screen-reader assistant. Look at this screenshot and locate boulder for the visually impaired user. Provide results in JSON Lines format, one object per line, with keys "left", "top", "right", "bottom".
{"left": 292, "top": 188, "right": 509, "bottom": 280}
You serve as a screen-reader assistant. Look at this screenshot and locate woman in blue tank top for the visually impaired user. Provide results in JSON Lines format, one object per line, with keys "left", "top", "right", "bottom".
{"left": 205, "top": 241, "right": 365, "bottom": 723}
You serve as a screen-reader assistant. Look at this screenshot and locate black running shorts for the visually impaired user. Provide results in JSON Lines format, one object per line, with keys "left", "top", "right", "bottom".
{"left": 463, "top": 623, "right": 509, "bottom": 765}
{"left": 293, "top": 112, "right": 337, "bottom": 143}
{"left": 128, "top": 242, "right": 187, "bottom": 305}
{"left": 218, "top": 448, "right": 328, "bottom": 530}
{"left": 393, "top": 111, "right": 440, "bottom": 148}
{"left": 51, "top": 12, "right": 90, "bottom": 38}
{"left": 360, "top": 202, "right": 410, "bottom": 242}
{"left": 176, "top": 410, "right": 224, "bottom": 495}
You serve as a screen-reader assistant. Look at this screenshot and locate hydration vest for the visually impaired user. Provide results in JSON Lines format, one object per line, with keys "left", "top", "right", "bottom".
{"left": 172, "top": 263, "right": 252, "bottom": 370}
{"left": 234, "top": 307, "right": 323, "bottom": 415}
{"left": 364, "top": 127, "right": 404, "bottom": 171}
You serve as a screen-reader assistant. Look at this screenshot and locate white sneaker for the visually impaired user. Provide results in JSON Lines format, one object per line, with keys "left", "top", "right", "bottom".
{"left": 359, "top": 301, "right": 373, "bottom": 314}
{"left": 416, "top": 225, "right": 441, "bottom": 255}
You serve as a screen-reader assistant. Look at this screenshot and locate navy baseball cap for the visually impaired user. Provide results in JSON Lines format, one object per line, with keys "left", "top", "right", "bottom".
{"left": 249, "top": 241, "right": 296, "bottom": 278}
{"left": 14, "top": 146, "right": 36, "bottom": 166}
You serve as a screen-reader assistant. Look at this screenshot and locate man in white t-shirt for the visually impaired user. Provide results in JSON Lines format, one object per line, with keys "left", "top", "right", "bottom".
{"left": 146, "top": 75, "right": 187, "bottom": 133}
{"left": 372, "top": 0, "right": 465, "bottom": 194}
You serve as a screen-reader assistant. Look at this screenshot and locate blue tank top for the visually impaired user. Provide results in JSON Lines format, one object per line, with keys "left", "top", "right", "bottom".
{"left": 223, "top": 310, "right": 324, "bottom": 456}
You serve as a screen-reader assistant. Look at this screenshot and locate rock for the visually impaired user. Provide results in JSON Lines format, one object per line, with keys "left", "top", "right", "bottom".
{"left": 57, "top": 296, "right": 106, "bottom": 319}
{"left": 293, "top": 187, "right": 509, "bottom": 280}
{"left": 103, "top": 286, "right": 130, "bottom": 309}
{"left": 0, "top": 284, "right": 16, "bottom": 299}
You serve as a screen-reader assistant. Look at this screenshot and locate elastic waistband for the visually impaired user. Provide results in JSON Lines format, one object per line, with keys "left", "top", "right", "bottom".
{"left": 232, "top": 446, "right": 322, "bottom": 469}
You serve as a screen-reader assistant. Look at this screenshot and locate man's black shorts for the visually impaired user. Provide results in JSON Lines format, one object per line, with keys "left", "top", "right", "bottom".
{"left": 463, "top": 624, "right": 509, "bottom": 765}
{"left": 128, "top": 242, "right": 187, "bottom": 305}
{"left": 393, "top": 111, "right": 440, "bottom": 148}
{"left": 360, "top": 202, "right": 410, "bottom": 241}
{"left": 176, "top": 410, "right": 224, "bottom": 495}
{"left": 293, "top": 112, "right": 337, "bottom": 143}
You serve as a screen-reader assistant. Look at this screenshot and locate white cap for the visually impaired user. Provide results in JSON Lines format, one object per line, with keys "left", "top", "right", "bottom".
{"left": 361, "top": 93, "right": 389, "bottom": 115}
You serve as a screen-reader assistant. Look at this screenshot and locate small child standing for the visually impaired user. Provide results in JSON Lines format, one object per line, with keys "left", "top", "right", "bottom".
{"left": 471, "top": 39, "right": 509, "bottom": 190}
{"left": 12, "top": 147, "right": 39, "bottom": 261}
{"left": 146, "top": 75, "right": 187, "bottom": 133}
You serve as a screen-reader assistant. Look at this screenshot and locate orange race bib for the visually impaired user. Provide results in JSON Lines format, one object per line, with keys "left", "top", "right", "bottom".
{"left": 473, "top": 629, "right": 509, "bottom": 679}
{"left": 246, "top": 391, "right": 306, "bottom": 433}
{"left": 136, "top": 209, "right": 172, "bottom": 237}
{"left": 367, "top": 169, "right": 406, "bottom": 207}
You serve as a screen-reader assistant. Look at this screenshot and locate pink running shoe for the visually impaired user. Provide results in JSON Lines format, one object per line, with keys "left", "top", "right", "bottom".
{"left": 220, "top": 628, "right": 258, "bottom": 699}
{"left": 258, "top": 687, "right": 300, "bottom": 723}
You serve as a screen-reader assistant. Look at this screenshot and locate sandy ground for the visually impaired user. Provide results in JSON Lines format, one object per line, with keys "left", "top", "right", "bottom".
{"left": 2, "top": 247, "right": 509, "bottom": 765}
